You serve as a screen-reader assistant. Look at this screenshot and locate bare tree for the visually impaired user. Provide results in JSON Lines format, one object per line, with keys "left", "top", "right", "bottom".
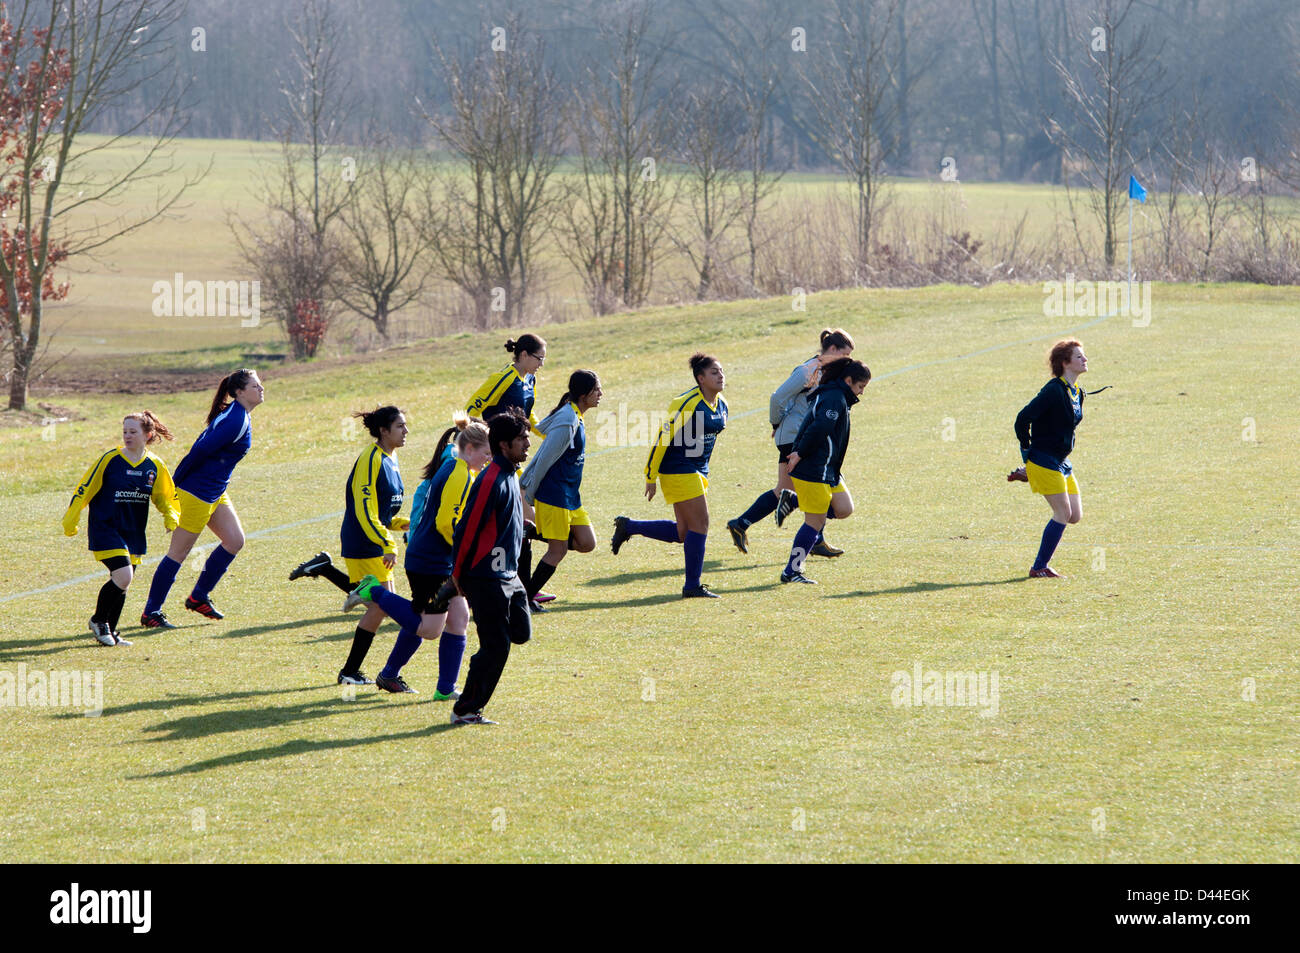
{"left": 420, "top": 15, "right": 564, "bottom": 328}
{"left": 233, "top": 0, "right": 354, "bottom": 357}
{"left": 559, "top": 4, "right": 681, "bottom": 314}
{"left": 798, "top": 0, "right": 905, "bottom": 275}
{"left": 333, "top": 138, "right": 432, "bottom": 338}
{"left": 1, "top": 1, "right": 199, "bottom": 412}
{"left": 670, "top": 88, "right": 751, "bottom": 300}
{"left": 1049, "top": 0, "right": 1170, "bottom": 268}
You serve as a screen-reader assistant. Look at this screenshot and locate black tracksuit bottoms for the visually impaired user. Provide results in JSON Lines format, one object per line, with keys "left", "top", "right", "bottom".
{"left": 453, "top": 575, "right": 532, "bottom": 716}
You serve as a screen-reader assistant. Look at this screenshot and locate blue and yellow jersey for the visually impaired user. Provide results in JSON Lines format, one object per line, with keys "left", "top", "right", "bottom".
{"left": 644, "top": 387, "right": 728, "bottom": 482}
{"left": 523, "top": 402, "right": 586, "bottom": 511}
{"left": 62, "top": 448, "right": 179, "bottom": 556}
{"left": 452, "top": 455, "right": 524, "bottom": 579}
{"left": 340, "top": 445, "right": 405, "bottom": 559}
{"left": 406, "top": 456, "right": 475, "bottom": 575}
{"left": 172, "top": 402, "right": 252, "bottom": 503}
{"left": 465, "top": 363, "right": 540, "bottom": 434}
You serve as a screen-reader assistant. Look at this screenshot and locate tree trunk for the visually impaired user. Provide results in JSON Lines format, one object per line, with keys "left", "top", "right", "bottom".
{"left": 8, "top": 356, "right": 28, "bottom": 411}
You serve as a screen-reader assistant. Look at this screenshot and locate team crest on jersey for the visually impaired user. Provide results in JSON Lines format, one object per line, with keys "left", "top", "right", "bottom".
{"left": 146, "top": 470, "right": 156, "bottom": 488}
{"left": 825, "top": 409, "right": 839, "bottom": 420}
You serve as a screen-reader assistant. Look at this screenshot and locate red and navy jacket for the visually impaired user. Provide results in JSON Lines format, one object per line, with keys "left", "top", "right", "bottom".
{"left": 452, "top": 453, "right": 524, "bottom": 579}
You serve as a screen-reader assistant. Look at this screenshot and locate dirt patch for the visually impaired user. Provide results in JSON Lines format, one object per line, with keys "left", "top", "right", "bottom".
{"left": 0, "top": 402, "right": 87, "bottom": 429}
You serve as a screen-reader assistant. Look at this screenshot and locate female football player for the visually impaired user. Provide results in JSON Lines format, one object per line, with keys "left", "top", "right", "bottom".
{"left": 1014, "top": 340, "right": 1089, "bottom": 578}
{"left": 519, "top": 370, "right": 602, "bottom": 612}
{"left": 350, "top": 415, "right": 491, "bottom": 698}
{"left": 781, "top": 358, "right": 871, "bottom": 585}
{"left": 139, "top": 369, "right": 265, "bottom": 628}
{"left": 63, "top": 412, "right": 179, "bottom": 645}
{"left": 728, "top": 328, "right": 854, "bottom": 557}
{"left": 464, "top": 333, "right": 547, "bottom": 600}
{"left": 610, "top": 354, "right": 727, "bottom": 599}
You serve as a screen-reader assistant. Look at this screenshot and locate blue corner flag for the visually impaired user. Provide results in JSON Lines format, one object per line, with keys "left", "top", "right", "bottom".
{"left": 1128, "top": 175, "right": 1147, "bottom": 203}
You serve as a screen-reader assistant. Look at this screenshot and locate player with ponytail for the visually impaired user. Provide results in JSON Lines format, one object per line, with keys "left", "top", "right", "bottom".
{"left": 518, "top": 370, "right": 603, "bottom": 611}
{"left": 288, "top": 406, "right": 409, "bottom": 685}
{"left": 139, "top": 369, "right": 265, "bottom": 629}
{"left": 63, "top": 412, "right": 179, "bottom": 645}
{"left": 610, "top": 354, "right": 729, "bottom": 598}
{"left": 728, "top": 328, "right": 855, "bottom": 558}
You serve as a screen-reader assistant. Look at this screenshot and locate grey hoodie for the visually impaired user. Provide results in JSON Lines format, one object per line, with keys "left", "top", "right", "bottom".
{"left": 519, "top": 401, "right": 580, "bottom": 505}
{"left": 770, "top": 357, "right": 822, "bottom": 445}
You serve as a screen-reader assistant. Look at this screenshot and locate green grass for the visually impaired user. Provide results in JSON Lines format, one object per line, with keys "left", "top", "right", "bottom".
{"left": 1, "top": 282, "right": 1296, "bottom": 862}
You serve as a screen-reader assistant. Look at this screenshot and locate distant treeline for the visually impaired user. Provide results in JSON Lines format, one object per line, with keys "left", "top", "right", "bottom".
{"left": 97, "top": 0, "right": 1300, "bottom": 184}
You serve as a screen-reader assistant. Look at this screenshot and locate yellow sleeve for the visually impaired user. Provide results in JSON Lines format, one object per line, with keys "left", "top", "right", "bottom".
{"left": 436, "top": 461, "right": 471, "bottom": 546}
{"left": 350, "top": 448, "right": 395, "bottom": 554}
{"left": 644, "top": 393, "right": 698, "bottom": 483}
{"left": 530, "top": 409, "right": 542, "bottom": 437}
{"left": 62, "top": 450, "right": 114, "bottom": 536}
{"left": 149, "top": 456, "right": 180, "bottom": 531}
{"left": 465, "top": 367, "right": 514, "bottom": 418}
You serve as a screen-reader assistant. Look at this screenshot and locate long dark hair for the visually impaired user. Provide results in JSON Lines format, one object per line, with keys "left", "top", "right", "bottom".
{"left": 547, "top": 369, "right": 599, "bottom": 417}
{"left": 820, "top": 357, "right": 871, "bottom": 386}
{"left": 206, "top": 369, "right": 256, "bottom": 425}
{"left": 426, "top": 412, "right": 488, "bottom": 479}
{"left": 353, "top": 405, "right": 403, "bottom": 439}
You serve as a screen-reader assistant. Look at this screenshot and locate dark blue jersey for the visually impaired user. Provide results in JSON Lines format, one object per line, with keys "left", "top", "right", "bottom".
{"left": 341, "top": 445, "right": 405, "bottom": 559}
{"left": 452, "top": 454, "right": 524, "bottom": 579}
{"left": 63, "top": 449, "right": 179, "bottom": 556}
{"left": 1015, "top": 377, "right": 1084, "bottom": 471}
{"left": 524, "top": 402, "right": 586, "bottom": 510}
{"left": 172, "top": 402, "right": 252, "bottom": 502}
{"left": 466, "top": 364, "right": 539, "bottom": 432}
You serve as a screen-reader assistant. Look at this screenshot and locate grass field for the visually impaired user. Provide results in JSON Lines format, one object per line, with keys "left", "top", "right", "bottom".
{"left": 1, "top": 281, "right": 1296, "bottom": 862}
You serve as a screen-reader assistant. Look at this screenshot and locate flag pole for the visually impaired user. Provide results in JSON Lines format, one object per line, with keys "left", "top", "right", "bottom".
{"left": 1127, "top": 193, "right": 1133, "bottom": 299}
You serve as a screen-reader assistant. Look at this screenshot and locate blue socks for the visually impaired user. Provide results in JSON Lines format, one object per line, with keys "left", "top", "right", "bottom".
{"left": 736, "top": 491, "right": 779, "bottom": 529}
{"left": 788, "top": 524, "right": 819, "bottom": 575}
{"left": 379, "top": 625, "right": 423, "bottom": 680}
{"left": 144, "top": 555, "right": 181, "bottom": 614}
{"left": 437, "top": 632, "right": 467, "bottom": 695}
{"left": 191, "top": 545, "right": 237, "bottom": 602}
{"left": 1033, "top": 519, "right": 1067, "bottom": 570}
{"left": 683, "top": 530, "right": 707, "bottom": 590}
{"left": 368, "top": 587, "right": 422, "bottom": 631}
{"left": 627, "top": 518, "right": 679, "bottom": 543}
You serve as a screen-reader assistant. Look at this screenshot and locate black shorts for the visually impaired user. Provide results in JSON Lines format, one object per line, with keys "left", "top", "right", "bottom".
{"left": 406, "top": 570, "right": 450, "bottom": 615}
{"left": 777, "top": 443, "right": 795, "bottom": 464}
{"left": 101, "top": 555, "right": 131, "bottom": 571}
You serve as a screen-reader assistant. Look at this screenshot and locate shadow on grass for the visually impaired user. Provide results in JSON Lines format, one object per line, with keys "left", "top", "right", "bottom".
{"left": 0, "top": 632, "right": 98, "bottom": 662}
{"left": 52, "top": 684, "right": 325, "bottom": 720}
{"left": 826, "top": 577, "right": 1028, "bottom": 598}
{"left": 130, "top": 721, "right": 460, "bottom": 777}
{"left": 580, "top": 561, "right": 756, "bottom": 587}
{"left": 215, "top": 614, "right": 345, "bottom": 639}
{"left": 137, "top": 692, "right": 400, "bottom": 743}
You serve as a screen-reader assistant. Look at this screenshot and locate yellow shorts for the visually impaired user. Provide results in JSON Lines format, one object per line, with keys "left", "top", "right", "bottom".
{"left": 535, "top": 501, "right": 591, "bottom": 540}
{"left": 92, "top": 549, "right": 142, "bottom": 566}
{"left": 1026, "top": 461, "right": 1079, "bottom": 496}
{"left": 344, "top": 556, "right": 393, "bottom": 585}
{"left": 790, "top": 476, "right": 847, "bottom": 514}
{"left": 659, "top": 472, "right": 708, "bottom": 505}
{"left": 176, "top": 489, "right": 232, "bottom": 534}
